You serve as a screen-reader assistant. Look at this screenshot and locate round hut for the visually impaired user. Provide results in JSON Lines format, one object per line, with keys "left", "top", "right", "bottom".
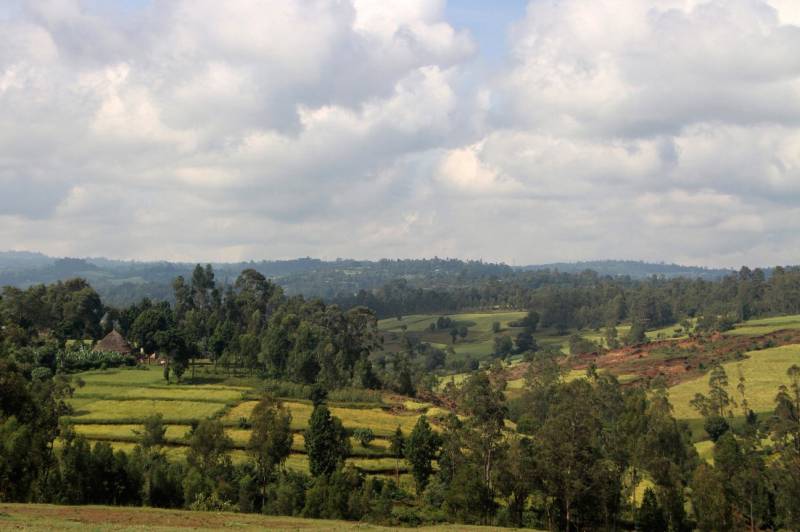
{"left": 93, "top": 330, "right": 133, "bottom": 355}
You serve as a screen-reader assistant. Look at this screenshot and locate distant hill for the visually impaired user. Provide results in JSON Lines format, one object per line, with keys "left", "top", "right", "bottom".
{"left": 519, "top": 260, "right": 734, "bottom": 280}
{"left": 0, "top": 252, "right": 743, "bottom": 307}
{"left": 0, "top": 253, "right": 513, "bottom": 307}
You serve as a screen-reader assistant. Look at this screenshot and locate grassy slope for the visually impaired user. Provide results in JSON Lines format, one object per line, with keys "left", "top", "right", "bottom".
{"left": 724, "top": 314, "right": 800, "bottom": 336}
{"left": 668, "top": 344, "right": 800, "bottom": 421}
{"left": 379, "top": 311, "right": 527, "bottom": 364}
{"left": 0, "top": 503, "right": 529, "bottom": 531}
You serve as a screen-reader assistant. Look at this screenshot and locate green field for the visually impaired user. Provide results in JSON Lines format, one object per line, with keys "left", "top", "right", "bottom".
{"left": 0, "top": 503, "right": 530, "bottom": 531}
{"left": 223, "top": 400, "right": 421, "bottom": 436}
{"left": 380, "top": 310, "right": 697, "bottom": 373}
{"left": 66, "top": 399, "right": 226, "bottom": 424}
{"left": 668, "top": 344, "right": 800, "bottom": 427}
{"left": 379, "top": 310, "right": 527, "bottom": 364}
{"left": 63, "top": 366, "right": 429, "bottom": 479}
{"left": 725, "top": 314, "right": 800, "bottom": 336}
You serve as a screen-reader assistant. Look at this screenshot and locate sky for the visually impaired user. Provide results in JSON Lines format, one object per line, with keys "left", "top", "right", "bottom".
{"left": 2, "top": 0, "right": 800, "bottom": 268}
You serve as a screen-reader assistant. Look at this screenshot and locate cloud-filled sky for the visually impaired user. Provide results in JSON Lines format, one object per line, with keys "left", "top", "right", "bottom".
{"left": 2, "top": 0, "right": 800, "bottom": 267}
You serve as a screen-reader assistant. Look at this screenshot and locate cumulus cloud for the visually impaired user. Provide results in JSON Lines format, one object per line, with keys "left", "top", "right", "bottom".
{"left": 0, "top": 0, "right": 799, "bottom": 267}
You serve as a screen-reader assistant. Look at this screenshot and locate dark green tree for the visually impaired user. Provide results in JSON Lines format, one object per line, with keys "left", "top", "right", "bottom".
{"left": 406, "top": 415, "right": 440, "bottom": 495}
{"left": 304, "top": 405, "right": 349, "bottom": 477}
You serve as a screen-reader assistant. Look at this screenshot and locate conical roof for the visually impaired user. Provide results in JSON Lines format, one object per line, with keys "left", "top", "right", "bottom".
{"left": 93, "top": 330, "right": 133, "bottom": 355}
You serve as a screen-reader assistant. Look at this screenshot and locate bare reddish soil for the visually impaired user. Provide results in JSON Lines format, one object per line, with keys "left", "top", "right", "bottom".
{"left": 510, "top": 329, "right": 800, "bottom": 388}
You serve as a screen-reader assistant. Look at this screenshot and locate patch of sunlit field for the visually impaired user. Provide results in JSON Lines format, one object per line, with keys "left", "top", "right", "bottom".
{"left": 668, "top": 344, "right": 800, "bottom": 421}
{"left": 73, "top": 383, "right": 244, "bottom": 403}
{"left": 76, "top": 366, "right": 166, "bottom": 386}
{"left": 65, "top": 399, "right": 225, "bottom": 424}
{"left": 726, "top": 314, "right": 800, "bottom": 336}
{"left": 378, "top": 311, "right": 527, "bottom": 334}
{"left": 694, "top": 440, "right": 715, "bottom": 463}
{"left": 72, "top": 423, "right": 190, "bottom": 443}
{"left": 223, "top": 430, "right": 392, "bottom": 457}
{"left": 223, "top": 400, "right": 421, "bottom": 436}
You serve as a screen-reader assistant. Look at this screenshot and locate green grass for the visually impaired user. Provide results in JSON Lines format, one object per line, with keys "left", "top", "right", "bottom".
{"left": 403, "top": 399, "right": 433, "bottom": 411}
{"left": 668, "top": 344, "right": 800, "bottom": 422}
{"left": 695, "top": 440, "right": 715, "bottom": 463}
{"left": 65, "top": 399, "right": 226, "bottom": 424}
{"left": 77, "top": 366, "right": 167, "bottom": 386}
{"left": 378, "top": 311, "right": 526, "bottom": 333}
{"left": 73, "top": 424, "right": 191, "bottom": 443}
{"left": 726, "top": 314, "right": 800, "bottom": 336}
{"left": 223, "top": 401, "right": 421, "bottom": 436}
{"left": 380, "top": 311, "right": 527, "bottom": 363}
{"left": 74, "top": 383, "right": 244, "bottom": 403}
{"left": 0, "top": 503, "right": 532, "bottom": 531}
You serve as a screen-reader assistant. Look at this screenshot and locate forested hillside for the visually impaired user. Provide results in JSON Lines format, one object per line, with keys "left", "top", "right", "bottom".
{"left": 0, "top": 252, "right": 753, "bottom": 310}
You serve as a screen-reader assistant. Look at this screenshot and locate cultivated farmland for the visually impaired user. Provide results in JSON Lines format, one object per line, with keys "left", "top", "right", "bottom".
{"left": 64, "top": 365, "right": 429, "bottom": 481}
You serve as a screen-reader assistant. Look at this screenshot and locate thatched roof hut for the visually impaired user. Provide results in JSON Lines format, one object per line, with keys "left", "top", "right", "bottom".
{"left": 93, "top": 330, "right": 133, "bottom": 355}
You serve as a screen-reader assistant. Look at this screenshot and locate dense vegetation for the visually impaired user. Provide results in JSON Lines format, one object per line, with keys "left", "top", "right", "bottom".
{"left": 2, "top": 262, "right": 800, "bottom": 529}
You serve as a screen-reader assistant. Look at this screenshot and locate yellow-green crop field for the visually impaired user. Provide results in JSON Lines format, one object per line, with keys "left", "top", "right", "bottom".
{"left": 725, "top": 314, "right": 800, "bottom": 336}
{"left": 63, "top": 365, "right": 429, "bottom": 481}
{"left": 66, "top": 399, "right": 226, "bottom": 424}
{"left": 668, "top": 344, "right": 800, "bottom": 422}
{"left": 224, "top": 400, "right": 421, "bottom": 436}
{"left": 74, "top": 383, "right": 246, "bottom": 402}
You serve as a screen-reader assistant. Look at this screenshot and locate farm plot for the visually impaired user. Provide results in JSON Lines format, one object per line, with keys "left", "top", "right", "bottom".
{"left": 66, "top": 399, "right": 226, "bottom": 424}
{"left": 725, "top": 314, "right": 800, "bottom": 336}
{"left": 73, "top": 384, "right": 245, "bottom": 403}
{"left": 73, "top": 424, "right": 191, "bottom": 444}
{"left": 668, "top": 344, "right": 800, "bottom": 423}
{"left": 223, "top": 400, "right": 420, "bottom": 436}
{"left": 65, "top": 367, "right": 423, "bottom": 480}
{"left": 77, "top": 367, "right": 167, "bottom": 386}
{"left": 223, "top": 430, "right": 393, "bottom": 457}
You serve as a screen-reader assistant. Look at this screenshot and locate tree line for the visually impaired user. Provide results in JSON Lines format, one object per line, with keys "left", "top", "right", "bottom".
{"left": 337, "top": 266, "right": 800, "bottom": 328}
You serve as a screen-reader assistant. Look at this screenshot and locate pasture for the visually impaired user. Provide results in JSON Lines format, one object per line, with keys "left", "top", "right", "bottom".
{"left": 725, "top": 314, "right": 800, "bottom": 336}
{"left": 379, "top": 310, "right": 527, "bottom": 365}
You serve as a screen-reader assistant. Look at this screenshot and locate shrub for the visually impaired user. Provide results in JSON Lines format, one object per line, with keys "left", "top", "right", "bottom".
{"left": 704, "top": 415, "right": 730, "bottom": 442}
{"left": 30, "top": 366, "right": 52, "bottom": 381}
{"left": 354, "top": 428, "right": 375, "bottom": 447}
{"left": 57, "top": 346, "right": 135, "bottom": 372}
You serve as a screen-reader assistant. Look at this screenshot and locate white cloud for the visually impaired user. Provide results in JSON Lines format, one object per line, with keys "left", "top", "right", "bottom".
{"left": 0, "top": 0, "right": 799, "bottom": 267}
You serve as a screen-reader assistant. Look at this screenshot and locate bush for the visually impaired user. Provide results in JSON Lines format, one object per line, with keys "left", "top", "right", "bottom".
{"left": 57, "top": 346, "right": 135, "bottom": 372}
{"left": 30, "top": 366, "right": 52, "bottom": 381}
{"left": 704, "top": 415, "right": 730, "bottom": 442}
{"left": 354, "top": 428, "right": 375, "bottom": 447}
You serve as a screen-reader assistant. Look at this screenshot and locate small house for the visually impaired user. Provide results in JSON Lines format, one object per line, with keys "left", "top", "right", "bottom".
{"left": 93, "top": 330, "right": 133, "bottom": 355}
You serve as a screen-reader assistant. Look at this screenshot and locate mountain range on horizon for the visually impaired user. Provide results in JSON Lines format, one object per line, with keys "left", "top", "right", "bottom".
{"left": 0, "top": 250, "right": 767, "bottom": 309}
{"left": 0, "top": 250, "right": 745, "bottom": 278}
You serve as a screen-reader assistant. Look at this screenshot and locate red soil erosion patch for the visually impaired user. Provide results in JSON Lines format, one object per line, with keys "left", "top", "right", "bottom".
{"left": 504, "top": 328, "right": 800, "bottom": 388}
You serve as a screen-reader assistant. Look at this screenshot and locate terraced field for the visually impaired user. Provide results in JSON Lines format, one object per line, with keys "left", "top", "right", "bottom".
{"left": 64, "top": 366, "right": 428, "bottom": 483}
